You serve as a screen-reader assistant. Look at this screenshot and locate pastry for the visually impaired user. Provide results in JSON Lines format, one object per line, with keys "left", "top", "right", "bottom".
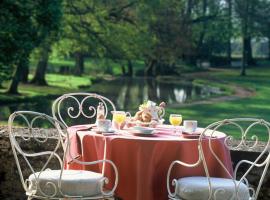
{"left": 134, "top": 110, "right": 143, "bottom": 121}
{"left": 142, "top": 111, "right": 152, "bottom": 122}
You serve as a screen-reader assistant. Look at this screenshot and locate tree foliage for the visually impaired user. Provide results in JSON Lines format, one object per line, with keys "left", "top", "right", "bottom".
{"left": 1, "top": 0, "right": 270, "bottom": 85}
{"left": 0, "top": 0, "right": 62, "bottom": 93}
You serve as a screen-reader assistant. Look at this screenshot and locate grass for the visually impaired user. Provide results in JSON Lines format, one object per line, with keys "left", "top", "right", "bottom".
{"left": 0, "top": 73, "right": 91, "bottom": 104}
{"left": 165, "top": 66, "right": 270, "bottom": 141}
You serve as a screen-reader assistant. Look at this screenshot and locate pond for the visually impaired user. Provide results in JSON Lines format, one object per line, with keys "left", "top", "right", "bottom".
{"left": 0, "top": 77, "right": 222, "bottom": 124}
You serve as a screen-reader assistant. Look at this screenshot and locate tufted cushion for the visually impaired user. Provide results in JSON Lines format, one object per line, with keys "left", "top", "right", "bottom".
{"left": 176, "top": 176, "right": 250, "bottom": 200}
{"left": 28, "top": 170, "right": 104, "bottom": 198}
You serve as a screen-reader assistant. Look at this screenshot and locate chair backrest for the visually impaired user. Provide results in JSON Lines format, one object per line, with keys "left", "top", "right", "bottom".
{"left": 52, "top": 93, "right": 116, "bottom": 128}
{"left": 199, "top": 118, "right": 270, "bottom": 200}
{"left": 8, "top": 111, "right": 67, "bottom": 198}
{"left": 9, "top": 111, "right": 119, "bottom": 198}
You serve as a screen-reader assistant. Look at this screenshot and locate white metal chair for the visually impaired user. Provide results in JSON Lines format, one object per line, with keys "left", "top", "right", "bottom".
{"left": 8, "top": 111, "right": 118, "bottom": 199}
{"left": 52, "top": 92, "right": 116, "bottom": 128}
{"left": 167, "top": 118, "right": 270, "bottom": 200}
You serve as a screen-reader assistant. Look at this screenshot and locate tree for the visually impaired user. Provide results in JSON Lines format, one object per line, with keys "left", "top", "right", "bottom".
{"left": 253, "top": 0, "right": 270, "bottom": 60}
{"left": 30, "top": 41, "right": 51, "bottom": 85}
{"left": 226, "top": 0, "right": 232, "bottom": 65}
{"left": 139, "top": 0, "right": 192, "bottom": 76}
{"left": 55, "top": 0, "right": 142, "bottom": 77}
{"left": 186, "top": 0, "right": 233, "bottom": 65}
{"left": 0, "top": 1, "right": 24, "bottom": 87}
{"left": 1, "top": 0, "right": 63, "bottom": 93}
{"left": 0, "top": 66, "right": 13, "bottom": 88}
{"left": 30, "top": 1, "right": 63, "bottom": 85}
{"left": 235, "top": 0, "right": 258, "bottom": 75}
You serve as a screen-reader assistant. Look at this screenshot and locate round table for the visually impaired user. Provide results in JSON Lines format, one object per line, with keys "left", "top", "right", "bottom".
{"left": 66, "top": 125, "right": 233, "bottom": 200}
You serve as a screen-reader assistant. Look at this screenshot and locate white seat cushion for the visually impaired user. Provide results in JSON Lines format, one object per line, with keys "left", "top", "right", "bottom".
{"left": 28, "top": 170, "right": 104, "bottom": 197}
{"left": 176, "top": 176, "right": 250, "bottom": 200}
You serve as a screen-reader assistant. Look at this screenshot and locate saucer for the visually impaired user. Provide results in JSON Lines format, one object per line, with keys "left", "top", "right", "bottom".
{"left": 92, "top": 128, "right": 115, "bottom": 134}
{"left": 182, "top": 131, "right": 200, "bottom": 139}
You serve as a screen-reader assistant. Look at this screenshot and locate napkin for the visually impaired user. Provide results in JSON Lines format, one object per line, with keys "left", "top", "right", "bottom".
{"left": 66, "top": 124, "right": 95, "bottom": 164}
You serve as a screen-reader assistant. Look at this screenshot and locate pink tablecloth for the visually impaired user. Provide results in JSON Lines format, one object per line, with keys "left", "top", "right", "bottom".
{"left": 66, "top": 125, "right": 233, "bottom": 200}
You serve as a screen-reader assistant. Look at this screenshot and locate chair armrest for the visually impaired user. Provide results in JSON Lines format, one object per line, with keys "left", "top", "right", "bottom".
{"left": 167, "top": 156, "right": 202, "bottom": 198}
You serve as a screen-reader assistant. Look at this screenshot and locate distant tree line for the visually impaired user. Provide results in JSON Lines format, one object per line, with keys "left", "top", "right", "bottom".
{"left": 1, "top": 0, "right": 270, "bottom": 94}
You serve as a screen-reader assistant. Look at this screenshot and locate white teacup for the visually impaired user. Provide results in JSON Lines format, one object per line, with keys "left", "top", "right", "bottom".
{"left": 97, "top": 119, "right": 112, "bottom": 132}
{"left": 183, "top": 120, "right": 197, "bottom": 133}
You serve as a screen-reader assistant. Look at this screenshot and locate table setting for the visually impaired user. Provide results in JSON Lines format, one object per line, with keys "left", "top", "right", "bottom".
{"left": 91, "top": 100, "right": 205, "bottom": 138}
{"left": 65, "top": 100, "right": 232, "bottom": 200}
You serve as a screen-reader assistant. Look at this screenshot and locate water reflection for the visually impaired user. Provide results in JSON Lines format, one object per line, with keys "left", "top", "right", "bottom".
{"left": 92, "top": 77, "right": 221, "bottom": 110}
{"left": 0, "top": 77, "right": 221, "bottom": 123}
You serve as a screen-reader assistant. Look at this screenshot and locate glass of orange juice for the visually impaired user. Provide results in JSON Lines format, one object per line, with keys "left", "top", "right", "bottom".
{"left": 169, "top": 114, "right": 182, "bottom": 134}
{"left": 112, "top": 111, "right": 130, "bottom": 129}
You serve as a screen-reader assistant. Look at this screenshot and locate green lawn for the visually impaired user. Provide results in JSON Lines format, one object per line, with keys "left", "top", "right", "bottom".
{"left": 0, "top": 73, "right": 91, "bottom": 104}
{"left": 165, "top": 67, "right": 270, "bottom": 141}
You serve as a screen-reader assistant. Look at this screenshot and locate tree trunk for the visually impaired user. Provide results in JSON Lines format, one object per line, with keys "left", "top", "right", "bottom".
{"left": 241, "top": 0, "right": 248, "bottom": 76}
{"left": 7, "top": 65, "right": 22, "bottom": 94}
{"left": 144, "top": 59, "right": 156, "bottom": 76}
{"left": 31, "top": 46, "right": 49, "bottom": 85}
{"left": 196, "top": 0, "right": 208, "bottom": 59}
{"left": 127, "top": 60, "right": 133, "bottom": 77}
{"left": 241, "top": 37, "right": 248, "bottom": 76}
{"left": 268, "top": 37, "right": 270, "bottom": 60}
{"left": 121, "top": 63, "right": 126, "bottom": 76}
{"left": 245, "top": 36, "right": 254, "bottom": 65}
{"left": 226, "top": 0, "right": 232, "bottom": 66}
{"left": 186, "top": 0, "right": 193, "bottom": 17}
{"left": 21, "top": 58, "right": 29, "bottom": 83}
{"left": 241, "top": 36, "right": 255, "bottom": 66}
{"left": 74, "top": 52, "right": 84, "bottom": 76}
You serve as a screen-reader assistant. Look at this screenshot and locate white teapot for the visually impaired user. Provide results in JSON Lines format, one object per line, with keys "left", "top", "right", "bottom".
{"left": 140, "top": 100, "right": 165, "bottom": 121}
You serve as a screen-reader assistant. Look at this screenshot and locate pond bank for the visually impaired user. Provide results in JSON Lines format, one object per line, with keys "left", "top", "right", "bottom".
{"left": 168, "top": 83, "right": 255, "bottom": 107}
{"left": 0, "top": 70, "right": 248, "bottom": 106}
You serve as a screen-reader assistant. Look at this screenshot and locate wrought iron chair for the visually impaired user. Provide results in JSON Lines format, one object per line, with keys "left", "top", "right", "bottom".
{"left": 167, "top": 118, "right": 270, "bottom": 200}
{"left": 52, "top": 92, "right": 116, "bottom": 128}
{"left": 8, "top": 111, "right": 118, "bottom": 199}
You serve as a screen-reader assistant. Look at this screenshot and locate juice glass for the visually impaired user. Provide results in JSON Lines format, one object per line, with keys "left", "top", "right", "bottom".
{"left": 112, "top": 111, "right": 130, "bottom": 129}
{"left": 169, "top": 114, "right": 182, "bottom": 134}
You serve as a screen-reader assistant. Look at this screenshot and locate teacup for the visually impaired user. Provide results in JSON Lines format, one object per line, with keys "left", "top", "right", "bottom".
{"left": 97, "top": 119, "right": 112, "bottom": 132}
{"left": 183, "top": 120, "right": 197, "bottom": 133}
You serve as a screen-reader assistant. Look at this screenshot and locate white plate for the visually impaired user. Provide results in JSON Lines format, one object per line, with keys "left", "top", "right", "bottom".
{"left": 130, "top": 126, "right": 155, "bottom": 134}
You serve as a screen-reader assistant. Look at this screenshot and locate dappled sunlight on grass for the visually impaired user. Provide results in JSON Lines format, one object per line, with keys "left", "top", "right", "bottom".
{"left": 45, "top": 74, "right": 91, "bottom": 89}
{"left": 0, "top": 73, "right": 92, "bottom": 103}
